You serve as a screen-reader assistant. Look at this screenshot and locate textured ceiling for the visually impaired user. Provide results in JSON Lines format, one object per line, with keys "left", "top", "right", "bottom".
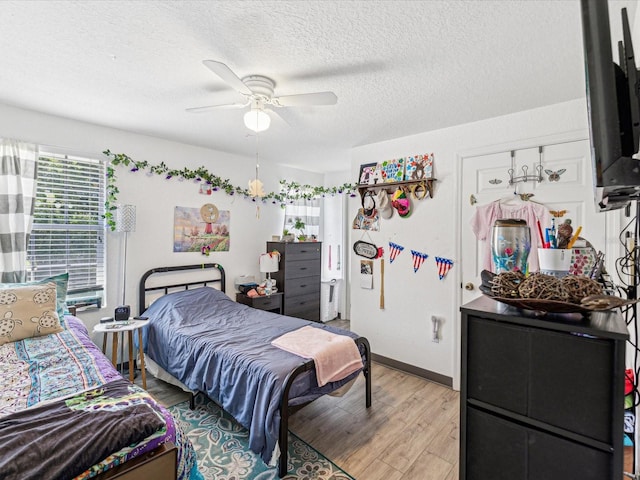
{"left": 0, "top": 1, "right": 636, "bottom": 172}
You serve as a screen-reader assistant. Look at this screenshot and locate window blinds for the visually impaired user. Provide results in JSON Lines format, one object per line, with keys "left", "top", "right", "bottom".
{"left": 27, "top": 152, "right": 105, "bottom": 299}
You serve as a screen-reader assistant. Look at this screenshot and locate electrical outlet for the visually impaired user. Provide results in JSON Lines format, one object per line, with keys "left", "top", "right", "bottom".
{"left": 431, "top": 315, "right": 441, "bottom": 343}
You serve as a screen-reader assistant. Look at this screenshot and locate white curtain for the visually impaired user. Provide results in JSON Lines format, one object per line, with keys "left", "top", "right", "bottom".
{"left": 0, "top": 139, "right": 38, "bottom": 283}
{"left": 283, "top": 198, "right": 321, "bottom": 239}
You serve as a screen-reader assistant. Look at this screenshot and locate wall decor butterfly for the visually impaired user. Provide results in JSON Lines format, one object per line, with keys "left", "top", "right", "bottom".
{"left": 488, "top": 178, "right": 502, "bottom": 185}
{"left": 550, "top": 209, "right": 567, "bottom": 218}
{"left": 544, "top": 169, "right": 566, "bottom": 182}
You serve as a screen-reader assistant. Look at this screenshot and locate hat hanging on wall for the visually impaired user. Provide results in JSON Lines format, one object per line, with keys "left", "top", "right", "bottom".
{"left": 362, "top": 191, "right": 376, "bottom": 217}
{"left": 376, "top": 189, "right": 393, "bottom": 219}
{"left": 391, "top": 188, "right": 411, "bottom": 218}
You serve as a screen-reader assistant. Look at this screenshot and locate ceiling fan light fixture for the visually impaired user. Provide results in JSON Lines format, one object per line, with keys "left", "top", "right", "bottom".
{"left": 244, "top": 108, "right": 271, "bottom": 132}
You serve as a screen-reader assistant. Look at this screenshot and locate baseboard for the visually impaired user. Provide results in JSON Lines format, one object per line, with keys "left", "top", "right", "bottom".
{"left": 372, "top": 353, "right": 453, "bottom": 388}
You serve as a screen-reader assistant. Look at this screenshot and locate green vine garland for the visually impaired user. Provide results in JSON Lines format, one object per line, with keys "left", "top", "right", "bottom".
{"left": 103, "top": 150, "right": 357, "bottom": 231}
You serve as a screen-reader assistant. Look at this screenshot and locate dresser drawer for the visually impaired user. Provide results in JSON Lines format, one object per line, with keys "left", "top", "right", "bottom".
{"left": 236, "top": 292, "right": 283, "bottom": 314}
{"left": 250, "top": 294, "right": 282, "bottom": 311}
{"left": 285, "top": 292, "right": 320, "bottom": 321}
{"left": 283, "top": 243, "right": 321, "bottom": 262}
{"left": 290, "top": 307, "right": 320, "bottom": 322}
{"left": 285, "top": 276, "right": 321, "bottom": 297}
{"left": 284, "top": 259, "right": 321, "bottom": 279}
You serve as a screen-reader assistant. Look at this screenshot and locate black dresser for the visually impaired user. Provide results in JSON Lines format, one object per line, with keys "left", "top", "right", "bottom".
{"left": 460, "top": 296, "right": 628, "bottom": 480}
{"left": 267, "top": 241, "right": 321, "bottom": 321}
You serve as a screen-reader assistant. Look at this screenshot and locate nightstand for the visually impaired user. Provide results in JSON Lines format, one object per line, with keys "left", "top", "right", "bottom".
{"left": 236, "top": 292, "right": 283, "bottom": 314}
{"left": 93, "top": 319, "right": 148, "bottom": 389}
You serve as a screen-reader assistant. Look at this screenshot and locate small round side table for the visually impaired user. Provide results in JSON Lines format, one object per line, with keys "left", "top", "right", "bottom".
{"left": 93, "top": 319, "right": 148, "bottom": 389}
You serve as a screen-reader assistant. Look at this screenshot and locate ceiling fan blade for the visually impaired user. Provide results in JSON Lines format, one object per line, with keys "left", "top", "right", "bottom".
{"left": 273, "top": 91, "right": 337, "bottom": 107}
{"left": 267, "top": 107, "right": 291, "bottom": 127}
{"left": 186, "top": 102, "right": 248, "bottom": 113}
{"left": 202, "top": 60, "right": 253, "bottom": 96}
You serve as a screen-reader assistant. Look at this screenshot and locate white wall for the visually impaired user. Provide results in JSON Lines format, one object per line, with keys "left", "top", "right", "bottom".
{"left": 322, "top": 171, "right": 352, "bottom": 318}
{"left": 349, "top": 98, "right": 593, "bottom": 382}
{"left": 0, "top": 103, "right": 322, "bottom": 335}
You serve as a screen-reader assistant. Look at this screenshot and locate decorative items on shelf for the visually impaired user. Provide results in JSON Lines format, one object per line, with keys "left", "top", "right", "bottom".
{"left": 358, "top": 153, "right": 433, "bottom": 185}
{"left": 358, "top": 162, "right": 378, "bottom": 185}
{"left": 405, "top": 154, "right": 433, "bottom": 181}
{"left": 356, "top": 154, "right": 436, "bottom": 207}
{"left": 380, "top": 158, "right": 406, "bottom": 183}
{"left": 292, "top": 218, "right": 306, "bottom": 242}
{"left": 281, "top": 229, "right": 295, "bottom": 242}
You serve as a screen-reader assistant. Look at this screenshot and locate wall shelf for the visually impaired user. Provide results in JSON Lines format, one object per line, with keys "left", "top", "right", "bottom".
{"left": 357, "top": 178, "right": 437, "bottom": 200}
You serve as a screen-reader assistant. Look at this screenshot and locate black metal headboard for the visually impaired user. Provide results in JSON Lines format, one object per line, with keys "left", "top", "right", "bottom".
{"left": 138, "top": 263, "right": 226, "bottom": 315}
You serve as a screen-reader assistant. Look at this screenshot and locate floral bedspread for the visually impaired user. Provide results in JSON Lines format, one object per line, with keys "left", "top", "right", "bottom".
{"left": 0, "top": 316, "right": 199, "bottom": 480}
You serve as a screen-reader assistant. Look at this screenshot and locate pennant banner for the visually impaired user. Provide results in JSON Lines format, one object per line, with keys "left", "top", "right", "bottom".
{"left": 410, "top": 250, "right": 428, "bottom": 273}
{"left": 388, "top": 242, "right": 405, "bottom": 263}
{"left": 435, "top": 256, "right": 454, "bottom": 280}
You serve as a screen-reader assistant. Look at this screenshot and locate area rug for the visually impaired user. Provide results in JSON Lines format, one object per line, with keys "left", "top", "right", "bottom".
{"left": 169, "top": 395, "right": 354, "bottom": 480}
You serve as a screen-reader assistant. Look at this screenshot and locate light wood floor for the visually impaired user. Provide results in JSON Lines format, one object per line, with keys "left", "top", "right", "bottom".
{"left": 145, "top": 363, "right": 459, "bottom": 480}
{"left": 143, "top": 317, "right": 460, "bottom": 480}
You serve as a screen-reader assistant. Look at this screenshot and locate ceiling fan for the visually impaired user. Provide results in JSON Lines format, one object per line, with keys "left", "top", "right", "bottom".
{"left": 186, "top": 60, "right": 338, "bottom": 132}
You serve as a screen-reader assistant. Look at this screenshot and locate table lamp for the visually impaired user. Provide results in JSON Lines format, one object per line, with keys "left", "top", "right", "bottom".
{"left": 259, "top": 252, "right": 279, "bottom": 296}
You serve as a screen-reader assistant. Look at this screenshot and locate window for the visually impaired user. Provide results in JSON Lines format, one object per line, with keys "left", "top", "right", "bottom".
{"left": 283, "top": 198, "right": 321, "bottom": 240}
{"left": 27, "top": 151, "right": 105, "bottom": 307}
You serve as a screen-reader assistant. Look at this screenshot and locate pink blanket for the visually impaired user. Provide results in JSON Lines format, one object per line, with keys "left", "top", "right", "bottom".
{"left": 271, "top": 326, "right": 363, "bottom": 387}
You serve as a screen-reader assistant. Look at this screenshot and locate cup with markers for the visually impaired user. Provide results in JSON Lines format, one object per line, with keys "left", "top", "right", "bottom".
{"left": 537, "top": 220, "right": 582, "bottom": 278}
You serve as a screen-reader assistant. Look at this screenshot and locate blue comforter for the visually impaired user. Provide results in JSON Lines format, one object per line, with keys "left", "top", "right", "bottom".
{"left": 142, "top": 287, "right": 361, "bottom": 464}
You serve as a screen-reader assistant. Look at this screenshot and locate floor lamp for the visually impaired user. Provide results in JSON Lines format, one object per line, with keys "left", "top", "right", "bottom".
{"left": 115, "top": 204, "right": 136, "bottom": 375}
{"left": 115, "top": 204, "right": 136, "bottom": 310}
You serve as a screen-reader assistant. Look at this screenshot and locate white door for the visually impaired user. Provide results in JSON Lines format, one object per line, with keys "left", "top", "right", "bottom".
{"left": 460, "top": 138, "right": 608, "bottom": 306}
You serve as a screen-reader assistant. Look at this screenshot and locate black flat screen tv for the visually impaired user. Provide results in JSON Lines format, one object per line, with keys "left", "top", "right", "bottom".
{"left": 581, "top": 0, "right": 640, "bottom": 211}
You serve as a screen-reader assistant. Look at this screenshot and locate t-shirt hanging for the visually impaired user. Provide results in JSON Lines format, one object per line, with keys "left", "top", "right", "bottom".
{"left": 470, "top": 200, "right": 552, "bottom": 273}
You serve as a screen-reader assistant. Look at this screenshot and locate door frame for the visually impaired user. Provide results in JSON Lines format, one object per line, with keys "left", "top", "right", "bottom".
{"left": 452, "top": 128, "right": 621, "bottom": 390}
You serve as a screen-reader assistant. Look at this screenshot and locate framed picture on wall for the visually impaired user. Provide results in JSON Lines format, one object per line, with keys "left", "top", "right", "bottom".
{"left": 405, "top": 153, "right": 434, "bottom": 181}
{"left": 358, "top": 162, "right": 377, "bottom": 185}
{"left": 380, "top": 158, "right": 406, "bottom": 183}
{"left": 173, "top": 205, "right": 230, "bottom": 253}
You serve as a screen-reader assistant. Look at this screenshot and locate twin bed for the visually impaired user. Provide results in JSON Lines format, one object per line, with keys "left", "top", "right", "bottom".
{"left": 0, "top": 263, "right": 371, "bottom": 479}
{"left": 138, "top": 263, "right": 372, "bottom": 478}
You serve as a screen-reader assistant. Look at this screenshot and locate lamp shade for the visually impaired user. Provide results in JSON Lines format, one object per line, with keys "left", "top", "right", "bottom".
{"left": 259, "top": 253, "right": 279, "bottom": 273}
{"left": 115, "top": 204, "right": 136, "bottom": 233}
{"left": 244, "top": 108, "right": 271, "bottom": 132}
